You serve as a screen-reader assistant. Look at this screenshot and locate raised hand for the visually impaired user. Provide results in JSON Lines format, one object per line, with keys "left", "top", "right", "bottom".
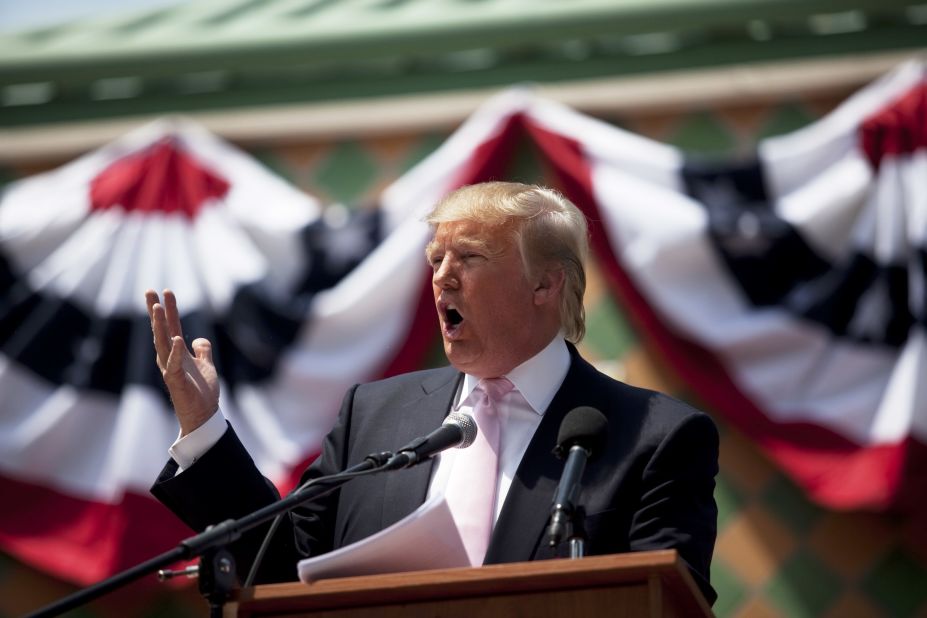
{"left": 145, "top": 289, "right": 220, "bottom": 436}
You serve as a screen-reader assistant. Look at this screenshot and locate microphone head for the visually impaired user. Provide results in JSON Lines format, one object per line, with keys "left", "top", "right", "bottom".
{"left": 554, "top": 406, "right": 608, "bottom": 459}
{"left": 443, "top": 411, "right": 478, "bottom": 448}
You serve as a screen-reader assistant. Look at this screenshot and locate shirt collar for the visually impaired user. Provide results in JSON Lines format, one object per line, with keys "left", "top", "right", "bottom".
{"left": 458, "top": 336, "right": 570, "bottom": 416}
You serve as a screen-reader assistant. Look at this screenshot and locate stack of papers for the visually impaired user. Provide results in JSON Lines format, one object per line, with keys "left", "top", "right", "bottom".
{"left": 297, "top": 494, "right": 470, "bottom": 583}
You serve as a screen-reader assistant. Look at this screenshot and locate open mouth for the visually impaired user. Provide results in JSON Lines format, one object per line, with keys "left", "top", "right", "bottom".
{"left": 446, "top": 307, "right": 463, "bottom": 327}
{"left": 440, "top": 302, "right": 464, "bottom": 336}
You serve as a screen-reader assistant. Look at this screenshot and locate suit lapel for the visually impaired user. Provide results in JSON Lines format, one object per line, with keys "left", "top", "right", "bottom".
{"left": 484, "top": 348, "right": 593, "bottom": 564}
{"left": 379, "top": 369, "right": 462, "bottom": 529}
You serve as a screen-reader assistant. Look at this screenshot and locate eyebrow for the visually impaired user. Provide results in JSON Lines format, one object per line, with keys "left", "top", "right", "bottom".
{"left": 457, "top": 237, "right": 492, "bottom": 252}
{"left": 426, "top": 236, "right": 497, "bottom": 257}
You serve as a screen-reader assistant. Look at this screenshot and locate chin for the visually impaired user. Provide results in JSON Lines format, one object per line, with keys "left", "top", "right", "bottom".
{"left": 444, "top": 346, "right": 478, "bottom": 373}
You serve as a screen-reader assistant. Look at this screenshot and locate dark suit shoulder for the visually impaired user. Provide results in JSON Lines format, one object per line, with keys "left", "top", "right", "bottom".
{"left": 572, "top": 352, "right": 709, "bottom": 420}
{"left": 566, "top": 353, "right": 716, "bottom": 453}
{"left": 352, "top": 366, "right": 459, "bottom": 402}
{"left": 619, "top": 381, "right": 711, "bottom": 429}
{"left": 337, "top": 366, "right": 461, "bottom": 446}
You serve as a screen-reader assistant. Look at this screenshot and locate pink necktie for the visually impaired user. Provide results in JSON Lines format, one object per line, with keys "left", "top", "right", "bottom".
{"left": 445, "top": 377, "right": 514, "bottom": 566}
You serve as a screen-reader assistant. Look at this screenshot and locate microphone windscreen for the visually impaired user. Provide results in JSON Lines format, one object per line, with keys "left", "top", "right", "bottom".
{"left": 554, "top": 406, "right": 608, "bottom": 459}
{"left": 444, "top": 411, "right": 478, "bottom": 448}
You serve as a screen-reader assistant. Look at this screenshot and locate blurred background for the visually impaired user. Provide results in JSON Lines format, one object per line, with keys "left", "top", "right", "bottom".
{"left": 1, "top": 1, "right": 926, "bottom": 616}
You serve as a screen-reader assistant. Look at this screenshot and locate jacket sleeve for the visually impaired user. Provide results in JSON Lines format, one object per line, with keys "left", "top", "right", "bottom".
{"left": 150, "top": 385, "right": 359, "bottom": 584}
{"left": 628, "top": 410, "right": 719, "bottom": 605}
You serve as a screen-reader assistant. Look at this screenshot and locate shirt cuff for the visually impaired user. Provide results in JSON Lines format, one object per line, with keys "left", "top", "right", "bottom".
{"left": 168, "top": 410, "right": 227, "bottom": 473}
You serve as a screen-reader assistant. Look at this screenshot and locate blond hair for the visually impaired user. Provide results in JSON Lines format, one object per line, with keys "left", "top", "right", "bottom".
{"left": 425, "top": 182, "right": 588, "bottom": 342}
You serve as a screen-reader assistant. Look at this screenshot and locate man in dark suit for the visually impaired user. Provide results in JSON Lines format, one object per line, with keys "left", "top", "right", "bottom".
{"left": 147, "top": 182, "right": 719, "bottom": 603}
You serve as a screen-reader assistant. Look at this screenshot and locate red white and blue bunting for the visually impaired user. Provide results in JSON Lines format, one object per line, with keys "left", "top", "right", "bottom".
{"left": 1, "top": 62, "right": 924, "bottom": 584}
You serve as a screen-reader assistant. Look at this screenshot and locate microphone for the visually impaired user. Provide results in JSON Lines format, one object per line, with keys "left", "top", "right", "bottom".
{"left": 546, "top": 406, "right": 608, "bottom": 551}
{"left": 385, "top": 411, "right": 477, "bottom": 470}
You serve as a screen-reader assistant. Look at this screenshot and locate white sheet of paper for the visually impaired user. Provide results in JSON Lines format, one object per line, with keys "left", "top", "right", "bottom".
{"left": 296, "top": 494, "right": 469, "bottom": 583}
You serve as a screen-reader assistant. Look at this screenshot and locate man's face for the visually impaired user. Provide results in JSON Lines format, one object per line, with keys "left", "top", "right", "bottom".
{"left": 427, "top": 219, "right": 546, "bottom": 378}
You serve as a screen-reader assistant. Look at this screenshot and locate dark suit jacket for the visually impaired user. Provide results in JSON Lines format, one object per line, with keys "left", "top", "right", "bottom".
{"left": 152, "top": 345, "right": 719, "bottom": 603}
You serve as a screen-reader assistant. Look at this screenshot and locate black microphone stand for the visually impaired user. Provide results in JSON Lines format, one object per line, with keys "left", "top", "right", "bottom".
{"left": 545, "top": 406, "right": 608, "bottom": 560}
{"left": 26, "top": 452, "right": 391, "bottom": 618}
{"left": 547, "top": 444, "right": 591, "bottom": 558}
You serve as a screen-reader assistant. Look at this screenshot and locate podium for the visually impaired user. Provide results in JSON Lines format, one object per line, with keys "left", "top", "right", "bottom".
{"left": 231, "top": 550, "right": 713, "bottom": 617}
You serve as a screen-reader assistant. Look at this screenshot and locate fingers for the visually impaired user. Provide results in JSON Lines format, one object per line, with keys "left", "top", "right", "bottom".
{"left": 146, "top": 291, "right": 173, "bottom": 368}
{"left": 145, "top": 290, "right": 211, "bottom": 382}
{"left": 146, "top": 289, "right": 189, "bottom": 371}
{"left": 144, "top": 289, "right": 159, "bottom": 320}
{"left": 165, "top": 336, "right": 186, "bottom": 377}
{"left": 162, "top": 289, "right": 185, "bottom": 341}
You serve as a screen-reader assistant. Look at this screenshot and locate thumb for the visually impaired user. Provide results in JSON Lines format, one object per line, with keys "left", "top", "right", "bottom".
{"left": 192, "top": 338, "right": 213, "bottom": 364}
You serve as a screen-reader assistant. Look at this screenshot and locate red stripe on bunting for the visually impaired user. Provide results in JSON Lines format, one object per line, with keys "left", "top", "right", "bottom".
{"left": 0, "top": 474, "right": 193, "bottom": 586}
{"left": 861, "top": 82, "right": 927, "bottom": 170}
{"left": 524, "top": 116, "right": 927, "bottom": 512}
{"left": 90, "top": 138, "right": 229, "bottom": 219}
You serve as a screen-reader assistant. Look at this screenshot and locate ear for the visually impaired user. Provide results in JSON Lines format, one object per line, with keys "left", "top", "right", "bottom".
{"left": 533, "top": 267, "right": 565, "bottom": 306}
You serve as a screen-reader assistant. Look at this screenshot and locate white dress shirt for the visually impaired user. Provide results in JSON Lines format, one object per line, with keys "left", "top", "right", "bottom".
{"left": 169, "top": 405, "right": 227, "bottom": 472}
{"left": 426, "top": 335, "right": 570, "bottom": 523}
{"left": 170, "top": 336, "right": 572, "bottom": 516}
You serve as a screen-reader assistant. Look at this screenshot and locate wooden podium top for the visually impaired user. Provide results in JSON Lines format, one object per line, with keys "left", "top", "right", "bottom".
{"left": 232, "top": 550, "right": 713, "bottom": 617}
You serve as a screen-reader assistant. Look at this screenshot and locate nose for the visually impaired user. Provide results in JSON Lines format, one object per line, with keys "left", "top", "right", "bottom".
{"left": 433, "top": 256, "right": 459, "bottom": 290}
